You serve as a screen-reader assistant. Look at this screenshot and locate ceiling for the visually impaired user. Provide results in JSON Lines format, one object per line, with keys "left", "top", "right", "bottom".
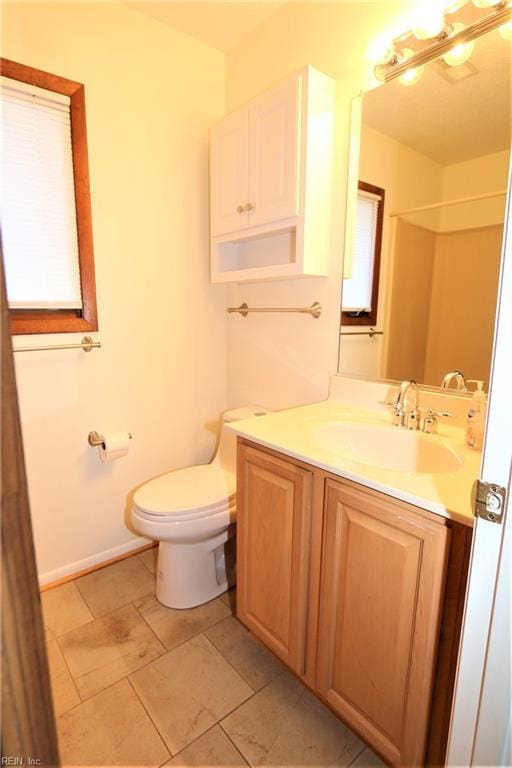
{"left": 128, "top": 2, "right": 287, "bottom": 52}
{"left": 362, "top": 27, "right": 512, "bottom": 166}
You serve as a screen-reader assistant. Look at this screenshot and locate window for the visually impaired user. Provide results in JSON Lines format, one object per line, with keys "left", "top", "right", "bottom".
{"left": 341, "top": 181, "right": 384, "bottom": 327}
{"left": 0, "top": 59, "right": 97, "bottom": 334}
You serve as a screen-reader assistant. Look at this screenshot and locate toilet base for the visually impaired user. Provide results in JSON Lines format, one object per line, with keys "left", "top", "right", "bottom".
{"left": 155, "top": 526, "right": 235, "bottom": 609}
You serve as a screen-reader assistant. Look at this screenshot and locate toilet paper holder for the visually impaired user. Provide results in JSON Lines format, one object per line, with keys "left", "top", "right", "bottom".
{"left": 88, "top": 431, "right": 133, "bottom": 449}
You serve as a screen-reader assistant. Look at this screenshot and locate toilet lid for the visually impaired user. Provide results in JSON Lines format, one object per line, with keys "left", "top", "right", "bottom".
{"left": 133, "top": 463, "right": 236, "bottom": 518}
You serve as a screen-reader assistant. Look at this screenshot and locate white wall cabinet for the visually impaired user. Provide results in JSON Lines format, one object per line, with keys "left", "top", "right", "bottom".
{"left": 209, "top": 66, "right": 335, "bottom": 283}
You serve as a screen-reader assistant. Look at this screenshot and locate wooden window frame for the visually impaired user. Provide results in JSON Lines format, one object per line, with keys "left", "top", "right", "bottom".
{"left": 1, "top": 58, "right": 98, "bottom": 335}
{"left": 341, "top": 180, "right": 385, "bottom": 327}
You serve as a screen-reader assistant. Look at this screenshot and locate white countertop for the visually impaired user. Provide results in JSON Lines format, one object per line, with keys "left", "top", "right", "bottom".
{"left": 227, "top": 398, "right": 482, "bottom": 527}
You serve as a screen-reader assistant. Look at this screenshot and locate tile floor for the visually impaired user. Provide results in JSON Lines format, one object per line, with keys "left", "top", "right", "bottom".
{"left": 42, "top": 549, "right": 386, "bottom": 767}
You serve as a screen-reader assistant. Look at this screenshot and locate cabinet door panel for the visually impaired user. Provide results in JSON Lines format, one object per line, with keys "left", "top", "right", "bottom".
{"left": 237, "top": 444, "right": 312, "bottom": 675}
{"left": 210, "top": 110, "right": 248, "bottom": 236}
{"left": 248, "top": 77, "right": 301, "bottom": 228}
{"left": 317, "top": 481, "right": 450, "bottom": 767}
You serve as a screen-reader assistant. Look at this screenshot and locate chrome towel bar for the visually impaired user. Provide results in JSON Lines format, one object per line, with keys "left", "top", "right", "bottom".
{"left": 13, "top": 335, "right": 101, "bottom": 353}
{"left": 228, "top": 302, "right": 322, "bottom": 319}
{"left": 340, "top": 328, "right": 383, "bottom": 338}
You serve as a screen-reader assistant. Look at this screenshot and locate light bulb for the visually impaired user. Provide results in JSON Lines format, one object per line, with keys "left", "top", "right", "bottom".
{"left": 368, "top": 34, "right": 396, "bottom": 65}
{"left": 442, "top": 23, "right": 475, "bottom": 66}
{"left": 472, "top": 0, "right": 502, "bottom": 7}
{"left": 499, "top": 21, "right": 512, "bottom": 40}
{"left": 398, "top": 48, "right": 424, "bottom": 86}
{"left": 398, "top": 66, "right": 424, "bottom": 86}
{"left": 411, "top": 6, "right": 446, "bottom": 39}
{"left": 445, "top": 0, "right": 468, "bottom": 12}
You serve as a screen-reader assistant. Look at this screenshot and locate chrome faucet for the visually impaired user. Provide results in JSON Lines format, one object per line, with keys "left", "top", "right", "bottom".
{"left": 441, "top": 370, "right": 467, "bottom": 391}
{"left": 387, "top": 379, "right": 420, "bottom": 429}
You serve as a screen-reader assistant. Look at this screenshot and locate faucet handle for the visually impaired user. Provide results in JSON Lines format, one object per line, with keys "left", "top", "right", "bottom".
{"left": 428, "top": 409, "right": 453, "bottom": 418}
{"left": 422, "top": 408, "right": 453, "bottom": 434}
{"left": 385, "top": 401, "right": 405, "bottom": 427}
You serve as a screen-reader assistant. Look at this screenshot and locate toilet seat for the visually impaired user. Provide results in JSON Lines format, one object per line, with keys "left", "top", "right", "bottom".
{"left": 133, "top": 463, "right": 236, "bottom": 522}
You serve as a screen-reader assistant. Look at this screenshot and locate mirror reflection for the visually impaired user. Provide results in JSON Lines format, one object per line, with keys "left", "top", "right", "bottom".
{"left": 339, "top": 25, "right": 511, "bottom": 391}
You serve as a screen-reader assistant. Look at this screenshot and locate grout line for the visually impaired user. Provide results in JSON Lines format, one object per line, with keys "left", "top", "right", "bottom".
{"left": 347, "top": 744, "right": 368, "bottom": 766}
{"left": 50, "top": 636, "right": 82, "bottom": 711}
{"left": 54, "top": 674, "right": 137, "bottom": 718}
{"left": 164, "top": 720, "right": 238, "bottom": 765}
{"left": 203, "top": 622, "right": 279, "bottom": 694}
{"left": 133, "top": 597, "right": 233, "bottom": 656}
{"left": 138, "top": 547, "right": 158, "bottom": 576}
{"left": 126, "top": 676, "right": 172, "bottom": 761}
{"left": 199, "top": 633, "right": 255, "bottom": 699}
{"left": 218, "top": 722, "right": 251, "bottom": 766}
{"left": 40, "top": 543, "right": 157, "bottom": 592}
{"left": 73, "top": 579, "right": 156, "bottom": 620}
{"left": 72, "top": 577, "right": 100, "bottom": 617}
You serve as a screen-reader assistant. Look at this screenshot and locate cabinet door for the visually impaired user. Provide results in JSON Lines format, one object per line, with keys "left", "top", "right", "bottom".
{"left": 210, "top": 109, "right": 248, "bottom": 236}
{"left": 316, "top": 480, "right": 450, "bottom": 768}
{"left": 247, "top": 76, "right": 301, "bottom": 228}
{"left": 237, "top": 444, "right": 313, "bottom": 675}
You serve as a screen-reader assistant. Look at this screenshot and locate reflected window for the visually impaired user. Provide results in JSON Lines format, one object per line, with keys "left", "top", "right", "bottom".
{"left": 341, "top": 181, "right": 384, "bottom": 326}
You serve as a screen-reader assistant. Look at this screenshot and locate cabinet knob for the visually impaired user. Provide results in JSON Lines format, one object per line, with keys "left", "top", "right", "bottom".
{"left": 245, "top": 202, "right": 255, "bottom": 212}
{"left": 236, "top": 205, "right": 245, "bottom": 214}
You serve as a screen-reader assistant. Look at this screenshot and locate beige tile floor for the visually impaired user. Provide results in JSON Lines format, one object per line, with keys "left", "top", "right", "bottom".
{"left": 43, "top": 549, "right": 387, "bottom": 768}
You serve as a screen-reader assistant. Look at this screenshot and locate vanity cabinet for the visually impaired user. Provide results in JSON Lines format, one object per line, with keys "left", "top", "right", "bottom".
{"left": 316, "top": 480, "right": 449, "bottom": 767}
{"left": 209, "top": 66, "right": 334, "bottom": 283}
{"left": 236, "top": 444, "right": 313, "bottom": 674}
{"left": 236, "top": 439, "right": 469, "bottom": 768}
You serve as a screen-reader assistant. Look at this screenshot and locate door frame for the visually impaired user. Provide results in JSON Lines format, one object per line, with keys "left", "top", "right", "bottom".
{"left": 446, "top": 162, "right": 512, "bottom": 766}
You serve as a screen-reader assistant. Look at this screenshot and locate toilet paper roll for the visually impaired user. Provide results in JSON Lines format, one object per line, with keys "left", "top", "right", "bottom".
{"left": 98, "top": 431, "right": 130, "bottom": 462}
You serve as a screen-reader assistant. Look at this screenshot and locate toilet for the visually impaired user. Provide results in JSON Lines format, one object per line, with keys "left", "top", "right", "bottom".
{"left": 131, "top": 406, "right": 269, "bottom": 609}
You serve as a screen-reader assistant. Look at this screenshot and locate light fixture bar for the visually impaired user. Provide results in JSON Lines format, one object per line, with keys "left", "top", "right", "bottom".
{"left": 377, "top": 3, "right": 511, "bottom": 82}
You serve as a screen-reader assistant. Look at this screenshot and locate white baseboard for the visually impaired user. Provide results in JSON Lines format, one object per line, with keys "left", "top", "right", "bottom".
{"left": 38, "top": 536, "right": 152, "bottom": 587}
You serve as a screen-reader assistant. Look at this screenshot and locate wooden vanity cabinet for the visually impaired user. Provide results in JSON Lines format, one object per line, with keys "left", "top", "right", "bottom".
{"left": 236, "top": 439, "right": 468, "bottom": 768}
{"left": 316, "top": 480, "right": 450, "bottom": 767}
{"left": 236, "top": 443, "right": 315, "bottom": 676}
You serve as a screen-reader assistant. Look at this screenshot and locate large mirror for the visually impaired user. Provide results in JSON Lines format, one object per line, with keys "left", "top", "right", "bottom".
{"left": 338, "top": 24, "right": 511, "bottom": 392}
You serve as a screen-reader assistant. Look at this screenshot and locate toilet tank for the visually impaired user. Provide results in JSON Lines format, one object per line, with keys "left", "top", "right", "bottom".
{"left": 215, "top": 405, "right": 271, "bottom": 473}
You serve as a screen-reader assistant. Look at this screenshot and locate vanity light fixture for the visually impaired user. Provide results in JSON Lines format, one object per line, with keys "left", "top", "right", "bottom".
{"left": 499, "top": 19, "right": 512, "bottom": 36}
{"left": 411, "top": 7, "right": 447, "bottom": 39}
{"left": 446, "top": 0, "right": 470, "bottom": 12}
{"left": 373, "top": 0, "right": 511, "bottom": 83}
{"left": 472, "top": 0, "right": 504, "bottom": 7}
{"left": 398, "top": 49, "right": 425, "bottom": 85}
{"left": 443, "top": 22, "right": 476, "bottom": 65}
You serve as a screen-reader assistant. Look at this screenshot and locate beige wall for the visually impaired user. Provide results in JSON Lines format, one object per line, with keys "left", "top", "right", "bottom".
{"left": 341, "top": 115, "right": 509, "bottom": 383}
{"left": 384, "top": 220, "right": 503, "bottom": 388}
{"left": 424, "top": 225, "right": 503, "bottom": 387}
{"left": 440, "top": 150, "right": 510, "bottom": 232}
{"left": 340, "top": 123, "right": 444, "bottom": 378}
{"left": 2, "top": 2, "right": 228, "bottom": 582}
{"left": 386, "top": 220, "right": 436, "bottom": 383}
{"left": 224, "top": 1, "right": 411, "bottom": 409}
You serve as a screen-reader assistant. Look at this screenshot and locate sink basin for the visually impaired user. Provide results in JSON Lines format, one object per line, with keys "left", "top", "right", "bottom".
{"left": 309, "top": 421, "right": 463, "bottom": 474}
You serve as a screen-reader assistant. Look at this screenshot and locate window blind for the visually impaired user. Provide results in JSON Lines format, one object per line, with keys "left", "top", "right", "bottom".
{"left": 342, "top": 189, "right": 381, "bottom": 312}
{"left": 0, "top": 76, "right": 83, "bottom": 309}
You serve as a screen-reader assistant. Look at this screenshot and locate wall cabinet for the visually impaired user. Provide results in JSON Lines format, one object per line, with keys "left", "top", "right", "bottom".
{"left": 236, "top": 439, "right": 471, "bottom": 768}
{"left": 209, "top": 67, "right": 334, "bottom": 283}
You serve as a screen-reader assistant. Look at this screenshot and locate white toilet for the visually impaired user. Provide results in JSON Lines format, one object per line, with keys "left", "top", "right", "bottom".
{"left": 131, "top": 406, "right": 268, "bottom": 609}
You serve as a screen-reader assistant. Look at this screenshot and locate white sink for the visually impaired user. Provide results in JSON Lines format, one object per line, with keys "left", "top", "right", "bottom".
{"left": 309, "top": 421, "right": 463, "bottom": 474}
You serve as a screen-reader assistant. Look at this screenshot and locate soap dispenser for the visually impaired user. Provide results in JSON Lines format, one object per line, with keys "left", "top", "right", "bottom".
{"left": 466, "top": 380, "right": 486, "bottom": 450}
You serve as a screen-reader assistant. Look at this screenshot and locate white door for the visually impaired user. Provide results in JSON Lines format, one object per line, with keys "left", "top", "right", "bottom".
{"left": 210, "top": 109, "right": 248, "bottom": 237}
{"left": 446, "top": 166, "right": 512, "bottom": 766}
{"left": 247, "top": 75, "right": 301, "bottom": 229}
